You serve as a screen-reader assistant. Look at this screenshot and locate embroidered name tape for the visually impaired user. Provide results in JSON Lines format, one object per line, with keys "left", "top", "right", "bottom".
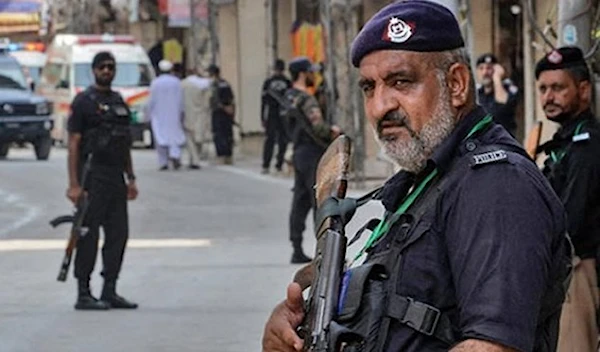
{"left": 572, "top": 132, "right": 590, "bottom": 143}
{"left": 471, "top": 150, "right": 508, "bottom": 168}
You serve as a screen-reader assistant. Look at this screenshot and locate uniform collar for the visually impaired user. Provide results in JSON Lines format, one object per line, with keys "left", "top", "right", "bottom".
{"left": 557, "top": 109, "right": 594, "bottom": 140}
{"left": 379, "top": 106, "right": 487, "bottom": 211}
{"left": 430, "top": 106, "right": 488, "bottom": 173}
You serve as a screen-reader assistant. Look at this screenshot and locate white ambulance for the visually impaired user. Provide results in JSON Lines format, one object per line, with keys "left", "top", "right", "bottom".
{"left": 39, "top": 34, "right": 155, "bottom": 147}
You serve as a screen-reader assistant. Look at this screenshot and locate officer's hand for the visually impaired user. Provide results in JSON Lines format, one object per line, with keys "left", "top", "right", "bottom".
{"left": 493, "top": 64, "right": 505, "bottom": 81}
{"left": 331, "top": 125, "right": 342, "bottom": 138}
{"left": 262, "top": 283, "right": 305, "bottom": 352}
{"left": 127, "top": 182, "right": 138, "bottom": 201}
{"left": 66, "top": 185, "right": 83, "bottom": 205}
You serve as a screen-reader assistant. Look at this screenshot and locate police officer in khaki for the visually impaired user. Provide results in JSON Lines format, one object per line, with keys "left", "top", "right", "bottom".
{"left": 66, "top": 51, "right": 139, "bottom": 310}
{"left": 536, "top": 47, "right": 600, "bottom": 352}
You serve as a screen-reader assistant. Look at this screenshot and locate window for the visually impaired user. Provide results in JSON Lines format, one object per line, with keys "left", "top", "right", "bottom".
{"left": 0, "top": 61, "right": 27, "bottom": 90}
{"left": 74, "top": 63, "right": 153, "bottom": 87}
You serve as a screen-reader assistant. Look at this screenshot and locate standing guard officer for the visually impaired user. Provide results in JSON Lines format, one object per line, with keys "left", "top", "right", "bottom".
{"left": 535, "top": 46, "right": 600, "bottom": 352}
{"left": 285, "top": 57, "right": 340, "bottom": 264}
{"left": 476, "top": 53, "right": 519, "bottom": 137}
{"left": 66, "top": 51, "right": 139, "bottom": 310}
{"left": 263, "top": 1, "right": 571, "bottom": 351}
{"left": 261, "top": 59, "right": 292, "bottom": 174}
{"left": 208, "top": 64, "right": 236, "bottom": 165}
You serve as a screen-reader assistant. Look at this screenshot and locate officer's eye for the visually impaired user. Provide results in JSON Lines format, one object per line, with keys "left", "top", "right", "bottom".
{"left": 359, "top": 82, "right": 375, "bottom": 96}
{"left": 394, "top": 79, "right": 411, "bottom": 88}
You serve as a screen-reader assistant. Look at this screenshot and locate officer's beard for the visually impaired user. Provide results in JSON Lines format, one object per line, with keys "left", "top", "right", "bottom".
{"left": 375, "top": 73, "right": 456, "bottom": 174}
{"left": 95, "top": 75, "right": 113, "bottom": 89}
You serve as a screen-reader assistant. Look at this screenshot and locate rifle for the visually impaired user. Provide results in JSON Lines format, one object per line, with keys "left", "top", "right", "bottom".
{"left": 525, "top": 121, "right": 543, "bottom": 162}
{"left": 51, "top": 154, "right": 92, "bottom": 282}
{"left": 296, "top": 135, "right": 355, "bottom": 352}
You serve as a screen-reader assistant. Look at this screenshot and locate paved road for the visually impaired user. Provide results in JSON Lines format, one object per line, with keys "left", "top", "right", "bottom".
{"left": 0, "top": 147, "right": 384, "bottom": 352}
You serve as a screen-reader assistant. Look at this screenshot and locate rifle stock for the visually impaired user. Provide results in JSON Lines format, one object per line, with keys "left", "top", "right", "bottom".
{"left": 297, "top": 135, "right": 352, "bottom": 352}
{"left": 53, "top": 154, "right": 92, "bottom": 282}
{"left": 525, "top": 121, "right": 543, "bottom": 161}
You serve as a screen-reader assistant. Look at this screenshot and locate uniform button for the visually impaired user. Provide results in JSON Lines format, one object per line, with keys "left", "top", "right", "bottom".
{"left": 466, "top": 141, "right": 477, "bottom": 151}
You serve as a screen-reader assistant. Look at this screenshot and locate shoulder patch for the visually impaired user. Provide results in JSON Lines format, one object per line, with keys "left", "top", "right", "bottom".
{"left": 470, "top": 150, "right": 508, "bottom": 168}
{"left": 572, "top": 132, "right": 590, "bottom": 143}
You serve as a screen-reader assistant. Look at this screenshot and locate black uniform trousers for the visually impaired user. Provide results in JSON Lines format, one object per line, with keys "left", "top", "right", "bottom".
{"left": 74, "top": 169, "right": 128, "bottom": 282}
{"left": 289, "top": 148, "right": 321, "bottom": 246}
{"left": 212, "top": 110, "right": 233, "bottom": 157}
{"left": 262, "top": 115, "right": 288, "bottom": 170}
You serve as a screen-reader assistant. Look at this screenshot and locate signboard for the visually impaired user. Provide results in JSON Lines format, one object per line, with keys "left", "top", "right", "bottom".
{"left": 167, "top": 0, "right": 208, "bottom": 28}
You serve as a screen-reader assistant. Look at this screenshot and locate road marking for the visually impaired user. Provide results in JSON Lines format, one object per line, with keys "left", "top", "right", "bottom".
{"left": 0, "top": 238, "right": 212, "bottom": 252}
{"left": 213, "top": 164, "right": 293, "bottom": 186}
{"left": 0, "top": 189, "right": 40, "bottom": 238}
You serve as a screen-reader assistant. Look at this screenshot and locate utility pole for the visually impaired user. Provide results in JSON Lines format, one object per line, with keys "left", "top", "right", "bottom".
{"left": 190, "top": 0, "right": 201, "bottom": 70}
{"left": 267, "top": 0, "right": 278, "bottom": 70}
{"left": 208, "top": 0, "right": 219, "bottom": 66}
{"left": 321, "top": 0, "right": 337, "bottom": 124}
{"left": 557, "top": 0, "right": 591, "bottom": 50}
{"left": 522, "top": 0, "right": 536, "bottom": 143}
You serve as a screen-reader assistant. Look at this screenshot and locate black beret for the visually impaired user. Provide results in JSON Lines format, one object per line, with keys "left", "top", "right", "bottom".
{"left": 476, "top": 53, "right": 498, "bottom": 66}
{"left": 208, "top": 64, "right": 220, "bottom": 75}
{"left": 535, "top": 46, "right": 589, "bottom": 79}
{"left": 92, "top": 51, "right": 115, "bottom": 69}
{"left": 289, "top": 57, "right": 315, "bottom": 75}
{"left": 274, "top": 59, "right": 285, "bottom": 71}
{"left": 350, "top": 0, "right": 465, "bottom": 67}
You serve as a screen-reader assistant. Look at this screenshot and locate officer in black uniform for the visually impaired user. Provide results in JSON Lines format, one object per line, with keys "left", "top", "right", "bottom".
{"left": 285, "top": 57, "right": 340, "bottom": 264}
{"left": 261, "top": 59, "right": 291, "bottom": 174}
{"left": 263, "top": 2, "right": 571, "bottom": 351}
{"left": 535, "top": 46, "right": 600, "bottom": 351}
{"left": 208, "top": 64, "right": 236, "bottom": 165}
{"left": 476, "top": 53, "right": 519, "bottom": 137}
{"left": 66, "top": 52, "right": 139, "bottom": 311}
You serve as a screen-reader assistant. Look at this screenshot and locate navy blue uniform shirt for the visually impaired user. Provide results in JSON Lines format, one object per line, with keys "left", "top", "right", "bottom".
{"left": 369, "top": 107, "right": 567, "bottom": 351}
{"left": 261, "top": 73, "right": 291, "bottom": 123}
{"left": 541, "top": 110, "right": 600, "bottom": 259}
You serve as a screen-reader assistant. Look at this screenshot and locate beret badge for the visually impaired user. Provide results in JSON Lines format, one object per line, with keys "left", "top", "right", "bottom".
{"left": 383, "top": 17, "right": 414, "bottom": 43}
{"left": 547, "top": 50, "right": 563, "bottom": 64}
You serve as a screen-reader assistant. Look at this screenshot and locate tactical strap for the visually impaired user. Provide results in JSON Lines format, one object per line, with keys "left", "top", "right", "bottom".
{"left": 386, "top": 293, "right": 455, "bottom": 345}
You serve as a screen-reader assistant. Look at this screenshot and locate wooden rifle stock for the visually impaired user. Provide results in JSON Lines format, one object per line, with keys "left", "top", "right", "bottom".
{"left": 525, "top": 121, "right": 543, "bottom": 162}
{"left": 295, "top": 135, "right": 352, "bottom": 352}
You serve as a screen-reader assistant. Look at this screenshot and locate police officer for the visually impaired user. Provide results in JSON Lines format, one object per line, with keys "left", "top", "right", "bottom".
{"left": 261, "top": 59, "right": 291, "bottom": 174}
{"left": 208, "top": 64, "right": 236, "bottom": 165}
{"left": 285, "top": 57, "right": 340, "bottom": 264}
{"left": 263, "top": 2, "right": 570, "bottom": 351}
{"left": 476, "top": 53, "right": 519, "bottom": 137}
{"left": 535, "top": 46, "right": 600, "bottom": 352}
{"left": 66, "top": 51, "right": 138, "bottom": 310}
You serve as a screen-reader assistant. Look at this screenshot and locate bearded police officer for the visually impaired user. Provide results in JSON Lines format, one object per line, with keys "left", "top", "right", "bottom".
{"left": 535, "top": 47, "right": 600, "bottom": 352}
{"left": 263, "top": 1, "right": 571, "bottom": 351}
{"left": 66, "top": 51, "right": 139, "bottom": 310}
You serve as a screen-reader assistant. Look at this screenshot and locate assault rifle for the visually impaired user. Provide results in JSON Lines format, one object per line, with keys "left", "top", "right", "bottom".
{"left": 295, "top": 135, "right": 354, "bottom": 351}
{"left": 51, "top": 154, "right": 92, "bottom": 282}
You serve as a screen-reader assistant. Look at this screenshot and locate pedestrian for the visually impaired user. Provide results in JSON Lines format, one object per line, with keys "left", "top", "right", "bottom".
{"left": 475, "top": 53, "right": 519, "bottom": 136}
{"left": 146, "top": 59, "right": 186, "bottom": 170}
{"left": 182, "top": 67, "right": 212, "bottom": 169}
{"left": 208, "top": 64, "right": 236, "bottom": 165}
{"left": 285, "top": 56, "right": 341, "bottom": 264}
{"left": 66, "top": 51, "right": 138, "bottom": 310}
{"left": 261, "top": 58, "right": 292, "bottom": 174}
{"left": 535, "top": 46, "right": 600, "bottom": 352}
{"left": 262, "top": 1, "right": 571, "bottom": 351}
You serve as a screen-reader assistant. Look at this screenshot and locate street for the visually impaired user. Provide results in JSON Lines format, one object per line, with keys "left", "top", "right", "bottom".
{"left": 0, "top": 147, "right": 383, "bottom": 352}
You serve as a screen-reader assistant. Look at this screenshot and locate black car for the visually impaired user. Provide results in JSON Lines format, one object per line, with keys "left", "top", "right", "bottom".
{"left": 0, "top": 54, "right": 53, "bottom": 160}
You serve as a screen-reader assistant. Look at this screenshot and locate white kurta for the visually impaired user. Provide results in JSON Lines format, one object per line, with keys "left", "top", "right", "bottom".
{"left": 181, "top": 75, "right": 212, "bottom": 143}
{"left": 146, "top": 74, "right": 186, "bottom": 147}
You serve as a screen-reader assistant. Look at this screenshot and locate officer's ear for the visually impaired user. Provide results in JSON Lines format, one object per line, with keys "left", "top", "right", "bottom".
{"left": 446, "top": 62, "right": 471, "bottom": 109}
{"left": 578, "top": 79, "right": 592, "bottom": 104}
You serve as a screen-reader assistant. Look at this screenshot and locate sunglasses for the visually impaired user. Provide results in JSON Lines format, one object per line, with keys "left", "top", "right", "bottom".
{"left": 96, "top": 63, "right": 115, "bottom": 71}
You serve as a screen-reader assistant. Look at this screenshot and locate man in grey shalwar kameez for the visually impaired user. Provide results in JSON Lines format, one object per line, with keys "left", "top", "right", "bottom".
{"left": 146, "top": 60, "right": 186, "bottom": 170}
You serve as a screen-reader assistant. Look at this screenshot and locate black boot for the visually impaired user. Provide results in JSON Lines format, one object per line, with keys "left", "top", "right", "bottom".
{"left": 101, "top": 281, "right": 138, "bottom": 309}
{"left": 74, "top": 280, "right": 110, "bottom": 310}
{"left": 291, "top": 242, "right": 312, "bottom": 264}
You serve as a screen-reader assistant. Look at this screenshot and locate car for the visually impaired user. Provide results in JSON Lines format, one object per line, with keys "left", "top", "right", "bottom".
{"left": 0, "top": 53, "right": 53, "bottom": 160}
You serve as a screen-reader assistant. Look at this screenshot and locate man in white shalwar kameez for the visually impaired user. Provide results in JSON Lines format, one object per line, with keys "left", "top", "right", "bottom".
{"left": 181, "top": 69, "right": 211, "bottom": 169}
{"left": 146, "top": 60, "right": 186, "bottom": 170}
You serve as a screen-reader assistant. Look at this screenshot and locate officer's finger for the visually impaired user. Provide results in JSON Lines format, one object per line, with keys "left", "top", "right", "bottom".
{"left": 285, "top": 283, "right": 304, "bottom": 314}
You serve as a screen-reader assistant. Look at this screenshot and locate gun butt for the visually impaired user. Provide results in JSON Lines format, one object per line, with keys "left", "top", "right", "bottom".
{"left": 56, "top": 254, "right": 71, "bottom": 282}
